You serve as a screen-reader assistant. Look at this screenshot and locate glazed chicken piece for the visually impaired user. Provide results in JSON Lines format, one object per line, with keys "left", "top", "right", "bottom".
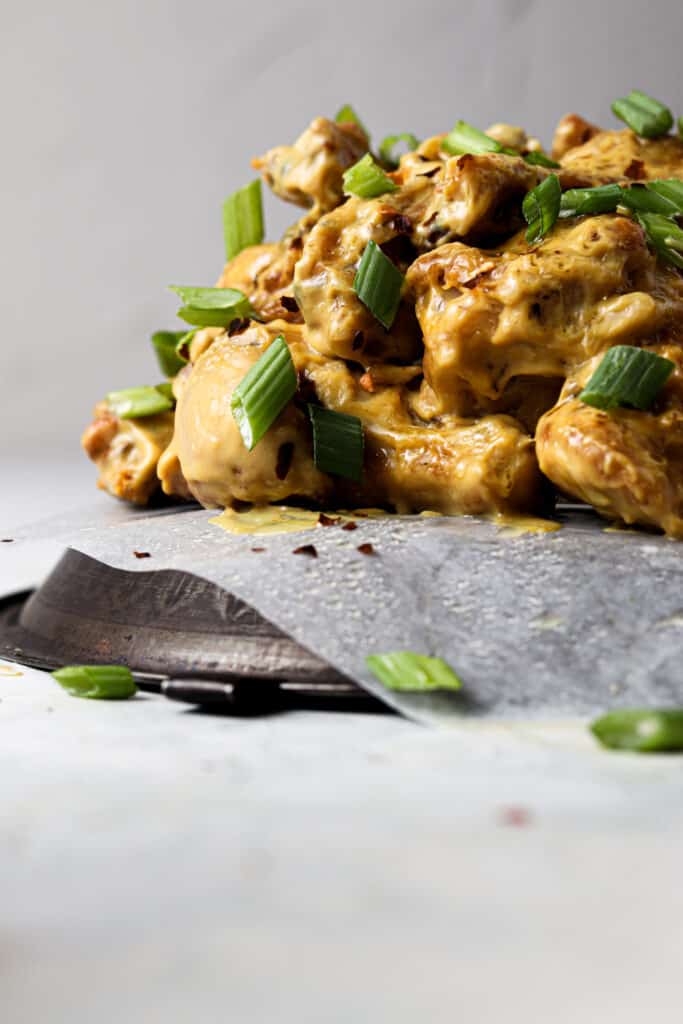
{"left": 559, "top": 127, "right": 683, "bottom": 182}
{"left": 407, "top": 215, "right": 683, "bottom": 414}
{"left": 253, "top": 116, "right": 369, "bottom": 216}
{"left": 537, "top": 344, "right": 683, "bottom": 537}
{"left": 82, "top": 403, "right": 175, "bottom": 505}
{"left": 551, "top": 114, "right": 601, "bottom": 160}
{"left": 165, "top": 320, "right": 546, "bottom": 517}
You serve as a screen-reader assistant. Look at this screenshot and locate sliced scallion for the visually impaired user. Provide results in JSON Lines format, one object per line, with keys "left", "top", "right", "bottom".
{"left": 591, "top": 709, "right": 683, "bottom": 752}
{"left": 230, "top": 335, "right": 297, "bottom": 450}
{"left": 637, "top": 212, "right": 683, "bottom": 269}
{"left": 442, "top": 120, "right": 502, "bottom": 156}
{"left": 559, "top": 183, "right": 623, "bottom": 218}
{"left": 170, "top": 286, "right": 254, "bottom": 327}
{"left": 523, "top": 173, "right": 561, "bottom": 243}
{"left": 523, "top": 151, "right": 560, "bottom": 168}
{"left": 378, "top": 133, "right": 420, "bottom": 169}
{"left": 307, "top": 405, "right": 364, "bottom": 482}
{"left": 52, "top": 665, "right": 137, "bottom": 700}
{"left": 175, "top": 329, "right": 197, "bottom": 360}
{"left": 646, "top": 178, "right": 683, "bottom": 214}
{"left": 107, "top": 386, "right": 174, "bottom": 419}
{"left": 342, "top": 153, "right": 398, "bottom": 199}
{"left": 155, "top": 382, "right": 174, "bottom": 402}
{"left": 222, "top": 179, "right": 264, "bottom": 261}
{"left": 579, "top": 345, "right": 674, "bottom": 411}
{"left": 353, "top": 240, "right": 403, "bottom": 330}
{"left": 611, "top": 90, "right": 673, "bottom": 138}
{"left": 366, "top": 651, "right": 463, "bottom": 693}
{"left": 618, "top": 183, "right": 680, "bottom": 216}
{"left": 335, "top": 104, "right": 368, "bottom": 140}
{"left": 151, "top": 330, "right": 188, "bottom": 377}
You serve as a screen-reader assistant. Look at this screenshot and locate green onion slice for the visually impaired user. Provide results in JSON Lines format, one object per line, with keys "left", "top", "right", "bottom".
{"left": 353, "top": 240, "right": 404, "bottom": 330}
{"left": 151, "top": 330, "right": 188, "bottom": 377}
{"left": 679, "top": 116, "right": 683, "bottom": 139}
{"left": 52, "top": 665, "right": 137, "bottom": 700}
{"left": 523, "top": 151, "right": 560, "bottom": 168}
{"left": 523, "top": 173, "right": 561, "bottom": 243}
{"left": 342, "top": 153, "right": 398, "bottom": 199}
{"left": 222, "top": 179, "right": 264, "bottom": 262}
{"left": 591, "top": 709, "right": 683, "bottom": 752}
{"left": 155, "top": 381, "right": 174, "bottom": 402}
{"left": 618, "top": 183, "right": 679, "bottom": 216}
{"left": 646, "top": 178, "right": 683, "bottom": 214}
{"left": 366, "top": 651, "right": 463, "bottom": 693}
{"left": 378, "top": 133, "right": 420, "bottom": 169}
{"left": 579, "top": 345, "right": 674, "bottom": 411}
{"left": 611, "top": 90, "right": 673, "bottom": 138}
{"left": 107, "top": 386, "right": 174, "bottom": 419}
{"left": 307, "top": 405, "right": 364, "bottom": 482}
{"left": 169, "top": 286, "right": 254, "bottom": 327}
{"left": 230, "top": 335, "right": 297, "bottom": 450}
{"left": 559, "top": 183, "right": 623, "bottom": 218}
{"left": 175, "top": 329, "right": 197, "bottom": 360}
{"left": 335, "top": 104, "right": 369, "bottom": 140}
{"left": 637, "top": 212, "right": 683, "bottom": 269}
{"left": 442, "top": 120, "right": 502, "bottom": 156}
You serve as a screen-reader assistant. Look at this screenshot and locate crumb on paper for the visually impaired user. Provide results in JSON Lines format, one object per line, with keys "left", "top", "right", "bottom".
{"left": 133, "top": 550, "right": 151, "bottom": 559}
{"left": 357, "top": 542, "right": 376, "bottom": 556}
{"left": 293, "top": 544, "right": 318, "bottom": 557}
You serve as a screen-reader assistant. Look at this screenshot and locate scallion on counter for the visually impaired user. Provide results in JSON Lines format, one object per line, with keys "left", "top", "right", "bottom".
{"left": 222, "top": 179, "right": 264, "bottom": 261}
{"left": 353, "top": 240, "right": 404, "bottom": 330}
{"left": 307, "top": 405, "right": 364, "bottom": 482}
{"left": 342, "top": 153, "right": 398, "bottom": 199}
{"left": 52, "top": 665, "right": 137, "bottom": 700}
{"left": 378, "top": 133, "right": 420, "bottom": 169}
{"left": 231, "top": 335, "right": 297, "bottom": 450}
{"left": 591, "top": 709, "right": 683, "bottom": 752}
{"left": 170, "top": 286, "right": 254, "bottom": 327}
{"left": 611, "top": 90, "right": 673, "bottom": 138}
{"left": 579, "top": 345, "right": 674, "bottom": 412}
{"left": 523, "top": 173, "right": 561, "bottom": 243}
{"left": 107, "top": 385, "right": 174, "bottom": 419}
{"left": 151, "top": 330, "right": 188, "bottom": 377}
{"left": 366, "top": 652, "right": 463, "bottom": 693}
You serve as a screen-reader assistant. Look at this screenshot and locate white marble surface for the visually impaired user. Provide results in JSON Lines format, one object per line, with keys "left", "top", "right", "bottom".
{"left": 2, "top": 459, "right": 683, "bottom": 1022}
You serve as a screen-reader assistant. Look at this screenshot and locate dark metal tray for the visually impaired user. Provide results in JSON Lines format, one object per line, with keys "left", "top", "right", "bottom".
{"left": 0, "top": 549, "right": 381, "bottom": 714}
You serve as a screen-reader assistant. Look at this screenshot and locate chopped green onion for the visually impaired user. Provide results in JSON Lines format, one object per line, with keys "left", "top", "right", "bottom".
{"left": 646, "top": 178, "right": 683, "bottom": 214}
{"left": 342, "top": 153, "right": 397, "bottom": 199}
{"left": 307, "top": 405, "right": 364, "bottom": 482}
{"left": 155, "top": 381, "right": 175, "bottom": 402}
{"left": 378, "top": 133, "right": 420, "bottom": 168}
{"left": 353, "top": 240, "right": 404, "bottom": 330}
{"left": 618, "top": 183, "right": 680, "bottom": 216}
{"left": 559, "top": 183, "right": 623, "bottom": 218}
{"left": 335, "top": 104, "right": 369, "bottom": 140}
{"left": 637, "top": 212, "right": 683, "bottom": 269}
{"left": 231, "top": 335, "right": 297, "bottom": 450}
{"left": 591, "top": 709, "right": 683, "bottom": 752}
{"left": 366, "top": 652, "right": 463, "bottom": 693}
{"left": 169, "top": 286, "right": 254, "bottom": 327}
{"left": 52, "top": 665, "right": 137, "bottom": 700}
{"left": 523, "top": 151, "right": 560, "bottom": 168}
{"left": 611, "top": 90, "right": 673, "bottom": 138}
{"left": 175, "top": 329, "right": 197, "bottom": 360}
{"left": 579, "top": 345, "right": 674, "bottom": 411}
{"left": 222, "top": 179, "right": 264, "bottom": 261}
{"left": 151, "top": 330, "right": 188, "bottom": 377}
{"left": 679, "top": 116, "right": 683, "bottom": 139}
{"left": 523, "top": 173, "right": 561, "bottom": 243}
{"left": 442, "top": 120, "right": 502, "bottom": 156}
{"left": 107, "top": 386, "right": 174, "bottom": 419}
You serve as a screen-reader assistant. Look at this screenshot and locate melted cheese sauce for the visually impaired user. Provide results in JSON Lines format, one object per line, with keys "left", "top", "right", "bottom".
{"left": 0, "top": 663, "right": 23, "bottom": 677}
{"left": 491, "top": 512, "right": 562, "bottom": 537}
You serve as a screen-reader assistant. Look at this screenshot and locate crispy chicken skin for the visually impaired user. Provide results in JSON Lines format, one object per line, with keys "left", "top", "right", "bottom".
{"left": 253, "top": 116, "right": 368, "bottom": 215}
{"left": 82, "top": 404, "right": 175, "bottom": 505}
{"left": 537, "top": 344, "right": 683, "bottom": 537}
{"left": 84, "top": 108, "right": 683, "bottom": 535}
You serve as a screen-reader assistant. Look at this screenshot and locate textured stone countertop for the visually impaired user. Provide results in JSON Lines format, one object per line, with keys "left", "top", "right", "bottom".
{"left": 2, "top": 456, "right": 682, "bottom": 1023}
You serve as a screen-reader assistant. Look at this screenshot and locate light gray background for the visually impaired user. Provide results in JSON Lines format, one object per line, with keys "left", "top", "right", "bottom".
{"left": 2, "top": 0, "right": 682, "bottom": 458}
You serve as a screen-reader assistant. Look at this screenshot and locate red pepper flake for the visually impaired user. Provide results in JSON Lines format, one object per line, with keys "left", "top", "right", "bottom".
{"left": 251, "top": 547, "right": 266, "bottom": 553}
{"left": 228, "top": 317, "right": 251, "bottom": 336}
{"left": 318, "top": 513, "right": 338, "bottom": 527}
{"left": 293, "top": 544, "right": 318, "bottom": 557}
{"left": 359, "top": 372, "right": 375, "bottom": 393}
{"left": 133, "top": 551, "right": 151, "bottom": 559}
{"left": 275, "top": 442, "right": 295, "bottom": 481}
{"left": 624, "top": 158, "right": 646, "bottom": 180}
{"left": 280, "top": 295, "right": 299, "bottom": 312}
{"left": 341, "top": 521, "right": 358, "bottom": 531}
{"left": 357, "top": 542, "right": 375, "bottom": 556}
{"left": 499, "top": 806, "right": 532, "bottom": 827}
